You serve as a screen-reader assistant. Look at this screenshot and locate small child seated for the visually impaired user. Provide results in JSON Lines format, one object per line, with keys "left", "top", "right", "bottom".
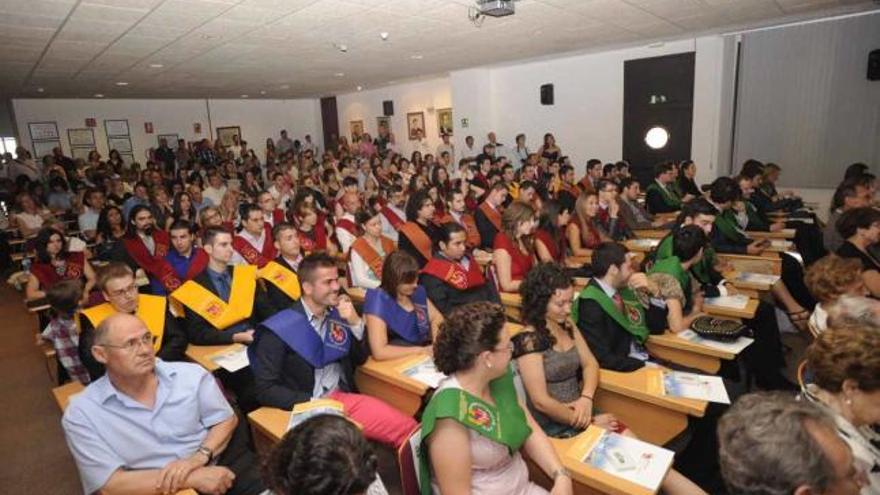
{"left": 41, "top": 280, "right": 90, "bottom": 385}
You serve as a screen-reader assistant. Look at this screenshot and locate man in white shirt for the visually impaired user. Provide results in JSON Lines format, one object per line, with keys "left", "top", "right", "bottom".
{"left": 436, "top": 133, "right": 454, "bottom": 160}
{"left": 379, "top": 185, "right": 406, "bottom": 242}
{"left": 458, "top": 135, "right": 478, "bottom": 165}
{"left": 335, "top": 192, "right": 361, "bottom": 254}
{"left": 231, "top": 204, "right": 275, "bottom": 266}
{"left": 303, "top": 134, "right": 318, "bottom": 155}
{"left": 10, "top": 147, "right": 41, "bottom": 182}
{"left": 228, "top": 135, "right": 243, "bottom": 160}
{"left": 202, "top": 171, "right": 227, "bottom": 208}
{"left": 78, "top": 188, "right": 105, "bottom": 241}
{"left": 277, "top": 130, "right": 295, "bottom": 155}
{"left": 268, "top": 172, "right": 292, "bottom": 212}
{"left": 487, "top": 132, "right": 512, "bottom": 163}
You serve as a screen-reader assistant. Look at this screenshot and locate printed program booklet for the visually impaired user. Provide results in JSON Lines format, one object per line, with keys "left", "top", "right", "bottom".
{"left": 397, "top": 355, "right": 446, "bottom": 388}
{"left": 735, "top": 272, "right": 780, "bottom": 286}
{"left": 649, "top": 369, "right": 731, "bottom": 404}
{"left": 210, "top": 344, "right": 249, "bottom": 372}
{"left": 570, "top": 425, "right": 674, "bottom": 492}
{"left": 286, "top": 399, "right": 346, "bottom": 432}
{"left": 704, "top": 294, "right": 749, "bottom": 310}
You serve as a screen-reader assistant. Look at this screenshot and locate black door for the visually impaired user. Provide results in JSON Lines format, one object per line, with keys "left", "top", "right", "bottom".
{"left": 320, "top": 96, "right": 339, "bottom": 153}
{"left": 623, "top": 52, "right": 695, "bottom": 186}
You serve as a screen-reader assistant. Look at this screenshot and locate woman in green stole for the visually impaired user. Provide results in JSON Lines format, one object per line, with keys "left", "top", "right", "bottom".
{"left": 420, "top": 302, "right": 572, "bottom": 495}
{"left": 645, "top": 226, "right": 709, "bottom": 334}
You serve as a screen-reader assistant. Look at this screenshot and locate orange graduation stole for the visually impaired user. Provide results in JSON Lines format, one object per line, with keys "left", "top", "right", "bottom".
{"left": 171, "top": 265, "right": 256, "bottom": 331}
{"left": 435, "top": 212, "right": 481, "bottom": 249}
{"left": 399, "top": 222, "right": 433, "bottom": 261}
{"left": 478, "top": 202, "right": 502, "bottom": 232}
{"left": 421, "top": 256, "right": 486, "bottom": 290}
{"left": 80, "top": 295, "right": 167, "bottom": 352}
{"left": 258, "top": 260, "right": 301, "bottom": 302}
{"left": 350, "top": 236, "right": 396, "bottom": 279}
{"left": 233, "top": 225, "right": 276, "bottom": 268}
{"left": 381, "top": 206, "right": 405, "bottom": 230}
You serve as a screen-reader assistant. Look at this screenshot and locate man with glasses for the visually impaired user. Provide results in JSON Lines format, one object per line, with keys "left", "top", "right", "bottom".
{"left": 595, "top": 179, "right": 629, "bottom": 240}
{"left": 63, "top": 313, "right": 264, "bottom": 495}
{"left": 77, "top": 262, "right": 188, "bottom": 381}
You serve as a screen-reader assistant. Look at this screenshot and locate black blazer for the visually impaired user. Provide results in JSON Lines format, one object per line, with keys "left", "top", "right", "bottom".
{"left": 645, "top": 186, "right": 679, "bottom": 214}
{"left": 419, "top": 269, "right": 501, "bottom": 316}
{"left": 474, "top": 206, "right": 500, "bottom": 250}
{"left": 78, "top": 307, "right": 189, "bottom": 381}
{"left": 574, "top": 281, "right": 645, "bottom": 372}
{"left": 398, "top": 221, "right": 441, "bottom": 268}
{"left": 250, "top": 301, "right": 369, "bottom": 409}
{"left": 183, "top": 267, "right": 273, "bottom": 346}
{"left": 263, "top": 256, "right": 301, "bottom": 313}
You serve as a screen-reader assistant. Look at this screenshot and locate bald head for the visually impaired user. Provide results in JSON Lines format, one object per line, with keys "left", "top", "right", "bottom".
{"left": 342, "top": 192, "right": 360, "bottom": 214}
{"left": 95, "top": 313, "right": 142, "bottom": 345}
{"left": 92, "top": 313, "right": 156, "bottom": 376}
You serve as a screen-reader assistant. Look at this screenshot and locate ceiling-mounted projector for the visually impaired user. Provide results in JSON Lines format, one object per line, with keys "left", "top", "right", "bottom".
{"left": 477, "top": 0, "right": 516, "bottom": 17}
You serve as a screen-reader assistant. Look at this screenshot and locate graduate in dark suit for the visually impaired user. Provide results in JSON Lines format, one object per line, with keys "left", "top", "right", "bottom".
{"left": 259, "top": 222, "right": 303, "bottom": 313}
{"left": 473, "top": 182, "right": 508, "bottom": 250}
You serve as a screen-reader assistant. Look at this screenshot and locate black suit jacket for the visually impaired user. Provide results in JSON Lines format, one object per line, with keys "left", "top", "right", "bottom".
{"left": 474, "top": 206, "right": 500, "bottom": 250}
{"left": 78, "top": 307, "right": 189, "bottom": 381}
{"left": 645, "top": 186, "right": 679, "bottom": 214}
{"left": 263, "top": 256, "right": 301, "bottom": 313}
{"left": 183, "top": 267, "right": 273, "bottom": 346}
{"left": 250, "top": 301, "right": 368, "bottom": 409}
{"left": 575, "top": 281, "right": 645, "bottom": 372}
{"left": 419, "top": 270, "right": 500, "bottom": 316}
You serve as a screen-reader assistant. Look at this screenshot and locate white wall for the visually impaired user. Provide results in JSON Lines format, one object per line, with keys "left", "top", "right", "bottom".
{"left": 12, "top": 98, "right": 322, "bottom": 163}
{"left": 336, "top": 77, "right": 452, "bottom": 158}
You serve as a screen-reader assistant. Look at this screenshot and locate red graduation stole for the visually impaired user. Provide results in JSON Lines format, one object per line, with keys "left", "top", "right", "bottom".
{"left": 124, "top": 230, "right": 182, "bottom": 291}
{"left": 336, "top": 217, "right": 361, "bottom": 238}
{"left": 578, "top": 176, "right": 595, "bottom": 193}
{"left": 297, "top": 222, "right": 328, "bottom": 254}
{"left": 421, "top": 256, "right": 486, "bottom": 290}
{"left": 380, "top": 206, "right": 405, "bottom": 230}
{"left": 350, "top": 236, "right": 396, "bottom": 279}
{"left": 478, "top": 202, "right": 502, "bottom": 232}
{"left": 30, "top": 252, "right": 85, "bottom": 289}
{"left": 435, "top": 212, "right": 481, "bottom": 249}
{"left": 561, "top": 183, "right": 581, "bottom": 200}
{"left": 178, "top": 248, "right": 209, "bottom": 280}
{"left": 265, "top": 208, "right": 284, "bottom": 226}
{"left": 399, "top": 222, "right": 433, "bottom": 261}
{"left": 233, "top": 225, "right": 277, "bottom": 268}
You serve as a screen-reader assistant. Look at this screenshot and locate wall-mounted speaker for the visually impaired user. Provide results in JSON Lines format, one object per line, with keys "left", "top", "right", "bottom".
{"left": 383, "top": 100, "right": 394, "bottom": 116}
{"left": 540, "top": 84, "right": 554, "bottom": 105}
{"left": 868, "top": 49, "right": 880, "bottom": 81}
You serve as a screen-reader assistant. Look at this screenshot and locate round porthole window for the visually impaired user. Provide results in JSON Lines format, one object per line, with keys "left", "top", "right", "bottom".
{"left": 645, "top": 126, "right": 669, "bottom": 149}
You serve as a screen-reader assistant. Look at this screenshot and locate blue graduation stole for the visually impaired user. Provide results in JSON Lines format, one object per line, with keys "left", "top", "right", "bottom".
{"left": 363, "top": 286, "right": 430, "bottom": 345}
{"left": 258, "top": 308, "right": 353, "bottom": 368}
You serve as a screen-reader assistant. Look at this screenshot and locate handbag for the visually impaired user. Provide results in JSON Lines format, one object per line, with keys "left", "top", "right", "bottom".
{"left": 691, "top": 316, "right": 748, "bottom": 341}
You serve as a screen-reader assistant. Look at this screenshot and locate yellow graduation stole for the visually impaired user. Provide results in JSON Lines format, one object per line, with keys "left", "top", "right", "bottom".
{"left": 80, "top": 295, "right": 167, "bottom": 353}
{"left": 258, "top": 261, "right": 301, "bottom": 301}
{"left": 171, "top": 265, "right": 257, "bottom": 331}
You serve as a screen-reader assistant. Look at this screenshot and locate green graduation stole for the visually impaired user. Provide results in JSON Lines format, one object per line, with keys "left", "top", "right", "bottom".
{"left": 649, "top": 256, "right": 692, "bottom": 307}
{"left": 646, "top": 182, "right": 682, "bottom": 209}
{"left": 745, "top": 201, "right": 769, "bottom": 231}
{"left": 713, "top": 209, "right": 748, "bottom": 243}
{"left": 418, "top": 368, "right": 531, "bottom": 495}
{"left": 573, "top": 284, "right": 649, "bottom": 343}
{"left": 656, "top": 232, "right": 716, "bottom": 285}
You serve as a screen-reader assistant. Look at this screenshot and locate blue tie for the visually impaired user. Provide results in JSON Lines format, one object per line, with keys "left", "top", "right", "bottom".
{"left": 216, "top": 272, "right": 231, "bottom": 301}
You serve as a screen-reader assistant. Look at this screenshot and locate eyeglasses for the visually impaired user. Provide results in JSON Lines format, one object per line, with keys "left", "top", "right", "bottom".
{"left": 98, "top": 333, "right": 155, "bottom": 352}
{"left": 108, "top": 284, "right": 138, "bottom": 298}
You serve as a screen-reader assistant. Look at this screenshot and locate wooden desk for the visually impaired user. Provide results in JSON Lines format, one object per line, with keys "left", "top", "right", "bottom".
{"left": 704, "top": 298, "right": 758, "bottom": 319}
{"left": 723, "top": 271, "right": 777, "bottom": 292}
{"left": 355, "top": 355, "right": 431, "bottom": 417}
{"left": 185, "top": 344, "right": 239, "bottom": 373}
{"left": 247, "top": 406, "right": 289, "bottom": 455}
{"left": 624, "top": 238, "right": 660, "bottom": 253}
{"left": 632, "top": 229, "right": 669, "bottom": 239}
{"left": 500, "top": 291, "right": 523, "bottom": 321}
{"left": 645, "top": 332, "right": 732, "bottom": 374}
{"left": 346, "top": 286, "right": 366, "bottom": 304}
{"left": 748, "top": 229, "right": 795, "bottom": 240}
{"left": 717, "top": 253, "right": 782, "bottom": 275}
{"left": 547, "top": 434, "right": 657, "bottom": 495}
{"left": 52, "top": 381, "right": 85, "bottom": 411}
{"left": 597, "top": 368, "right": 705, "bottom": 445}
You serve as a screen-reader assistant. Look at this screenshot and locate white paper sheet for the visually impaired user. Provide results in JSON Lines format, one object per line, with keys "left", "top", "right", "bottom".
{"left": 661, "top": 371, "right": 731, "bottom": 404}
{"left": 705, "top": 294, "right": 749, "bottom": 310}
{"left": 770, "top": 239, "right": 793, "bottom": 249}
{"left": 630, "top": 238, "right": 659, "bottom": 248}
{"left": 400, "top": 356, "right": 446, "bottom": 388}
{"left": 736, "top": 272, "right": 780, "bottom": 286}
{"left": 580, "top": 428, "right": 675, "bottom": 492}
{"left": 210, "top": 345, "right": 249, "bottom": 372}
{"left": 676, "top": 329, "right": 754, "bottom": 355}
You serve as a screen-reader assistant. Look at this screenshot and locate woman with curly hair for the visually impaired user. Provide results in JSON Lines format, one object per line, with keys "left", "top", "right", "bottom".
{"left": 263, "top": 415, "right": 383, "bottom": 495}
{"left": 805, "top": 255, "right": 867, "bottom": 334}
{"left": 422, "top": 301, "right": 572, "bottom": 495}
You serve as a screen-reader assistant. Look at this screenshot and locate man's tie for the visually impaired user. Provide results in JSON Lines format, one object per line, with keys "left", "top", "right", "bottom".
{"left": 217, "top": 272, "right": 231, "bottom": 302}
{"left": 612, "top": 293, "right": 624, "bottom": 312}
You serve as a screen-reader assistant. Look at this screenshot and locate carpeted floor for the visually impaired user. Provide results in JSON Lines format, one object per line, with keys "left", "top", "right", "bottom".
{"left": 0, "top": 285, "right": 81, "bottom": 493}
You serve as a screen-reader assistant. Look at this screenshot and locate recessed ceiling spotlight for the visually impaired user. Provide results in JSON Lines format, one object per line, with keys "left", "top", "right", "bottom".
{"left": 260, "top": 90, "right": 266, "bottom": 95}
{"left": 149, "top": 63, "right": 164, "bottom": 68}
{"left": 115, "top": 81, "right": 128, "bottom": 86}
{"left": 280, "top": 84, "right": 290, "bottom": 89}
{"left": 334, "top": 43, "right": 348, "bottom": 52}
{"left": 201, "top": 34, "right": 218, "bottom": 40}
{"left": 335, "top": 72, "right": 345, "bottom": 77}
{"left": 356, "top": 85, "right": 363, "bottom": 91}
{"left": 241, "top": 94, "right": 249, "bottom": 98}
{"left": 380, "top": 31, "right": 389, "bottom": 40}
{"left": 410, "top": 54, "right": 423, "bottom": 60}
{"left": 36, "top": 87, "right": 44, "bottom": 93}
{"left": 94, "top": 93, "right": 104, "bottom": 98}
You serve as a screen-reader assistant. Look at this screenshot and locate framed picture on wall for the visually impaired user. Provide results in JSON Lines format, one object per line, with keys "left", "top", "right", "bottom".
{"left": 376, "top": 116, "right": 390, "bottom": 135}
{"left": 108, "top": 136, "right": 133, "bottom": 153}
{"left": 216, "top": 126, "right": 241, "bottom": 147}
{"left": 33, "top": 139, "right": 60, "bottom": 160}
{"left": 104, "top": 119, "right": 130, "bottom": 137}
{"left": 437, "top": 108, "right": 453, "bottom": 136}
{"left": 28, "top": 122, "right": 59, "bottom": 141}
{"left": 68, "top": 128, "right": 95, "bottom": 148}
{"left": 350, "top": 120, "right": 364, "bottom": 140}
{"left": 158, "top": 134, "right": 180, "bottom": 149}
{"left": 407, "top": 112, "right": 425, "bottom": 141}
{"left": 71, "top": 147, "right": 93, "bottom": 160}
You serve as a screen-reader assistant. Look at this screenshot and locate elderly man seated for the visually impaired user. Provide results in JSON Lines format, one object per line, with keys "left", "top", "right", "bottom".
{"left": 62, "top": 313, "right": 263, "bottom": 495}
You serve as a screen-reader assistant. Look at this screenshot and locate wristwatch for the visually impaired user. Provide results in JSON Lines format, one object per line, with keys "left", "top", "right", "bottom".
{"left": 552, "top": 467, "right": 571, "bottom": 480}
{"left": 196, "top": 445, "right": 213, "bottom": 464}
